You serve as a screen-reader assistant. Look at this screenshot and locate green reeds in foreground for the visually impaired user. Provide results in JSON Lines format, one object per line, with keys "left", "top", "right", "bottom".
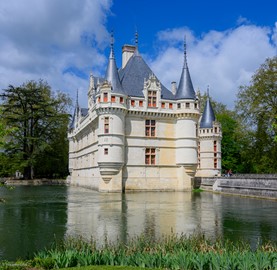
{"left": 1, "top": 233, "right": 277, "bottom": 269}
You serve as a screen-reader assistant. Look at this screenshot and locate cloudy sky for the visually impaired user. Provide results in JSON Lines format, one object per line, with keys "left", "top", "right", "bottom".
{"left": 0, "top": 0, "right": 276, "bottom": 109}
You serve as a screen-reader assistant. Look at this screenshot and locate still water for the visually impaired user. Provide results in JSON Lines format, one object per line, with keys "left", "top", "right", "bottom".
{"left": 0, "top": 185, "right": 277, "bottom": 260}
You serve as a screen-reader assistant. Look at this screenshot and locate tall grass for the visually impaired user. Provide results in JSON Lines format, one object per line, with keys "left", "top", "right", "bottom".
{"left": 28, "top": 233, "right": 277, "bottom": 269}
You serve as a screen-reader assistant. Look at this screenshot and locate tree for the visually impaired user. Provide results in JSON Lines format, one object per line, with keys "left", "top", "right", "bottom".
{"left": 235, "top": 56, "right": 277, "bottom": 173}
{"left": 0, "top": 80, "right": 72, "bottom": 179}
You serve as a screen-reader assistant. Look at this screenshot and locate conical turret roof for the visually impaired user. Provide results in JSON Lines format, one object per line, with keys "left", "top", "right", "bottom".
{"left": 175, "top": 39, "right": 196, "bottom": 99}
{"left": 69, "top": 90, "right": 80, "bottom": 130}
{"left": 200, "top": 92, "right": 216, "bottom": 128}
{"left": 105, "top": 34, "right": 125, "bottom": 94}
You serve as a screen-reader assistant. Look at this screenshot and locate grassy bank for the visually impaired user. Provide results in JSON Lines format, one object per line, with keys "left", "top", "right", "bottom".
{"left": 1, "top": 233, "right": 277, "bottom": 269}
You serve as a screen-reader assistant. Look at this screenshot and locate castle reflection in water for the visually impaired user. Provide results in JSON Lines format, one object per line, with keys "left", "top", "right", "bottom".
{"left": 65, "top": 186, "right": 277, "bottom": 246}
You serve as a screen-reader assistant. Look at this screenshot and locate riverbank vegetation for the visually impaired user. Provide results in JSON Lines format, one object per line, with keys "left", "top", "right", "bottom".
{"left": 1, "top": 233, "right": 276, "bottom": 269}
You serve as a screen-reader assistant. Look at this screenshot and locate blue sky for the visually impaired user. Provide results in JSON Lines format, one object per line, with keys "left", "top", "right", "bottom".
{"left": 0, "top": 0, "right": 276, "bottom": 109}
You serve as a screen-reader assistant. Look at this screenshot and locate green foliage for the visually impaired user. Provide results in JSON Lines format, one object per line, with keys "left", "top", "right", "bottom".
{"left": 0, "top": 80, "right": 72, "bottom": 179}
{"left": 236, "top": 56, "right": 277, "bottom": 173}
{"left": 0, "top": 260, "right": 32, "bottom": 270}
{"left": 30, "top": 233, "right": 277, "bottom": 269}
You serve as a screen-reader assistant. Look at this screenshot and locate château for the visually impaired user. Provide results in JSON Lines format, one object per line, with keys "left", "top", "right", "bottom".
{"left": 68, "top": 34, "right": 222, "bottom": 192}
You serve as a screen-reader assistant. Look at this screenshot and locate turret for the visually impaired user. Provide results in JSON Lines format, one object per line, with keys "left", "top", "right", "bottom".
{"left": 96, "top": 32, "right": 126, "bottom": 191}
{"left": 175, "top": 38, "right": 200, "bottom": 187}
{"left": 197, "top": 88, "right": 222, "bottom": 177}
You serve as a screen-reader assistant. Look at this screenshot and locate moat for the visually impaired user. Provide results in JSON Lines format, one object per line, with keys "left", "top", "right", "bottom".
{"left": 0, "top": 185, "right": 277, "bottom": 261}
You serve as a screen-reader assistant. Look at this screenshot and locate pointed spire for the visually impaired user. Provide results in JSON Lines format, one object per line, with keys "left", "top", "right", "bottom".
{"left": 175, "top": 35, "right": 196, "bottom": 100}
{"left": 135, "top": 30, "right": 138, "bottom": 48}
{"left": 110, "top": 30, "right": 115, "bottom": 57}
{"left": 105, "top": 31, "right": 125, "bottom": 94}
{"left": 183, "top": 35, "right": 187, "bottom": 68}
{"left": 76, "top": 88, "right": 80, "bottom": 110}
{"left": 200, "top": 87, "right": 216, "bottom": 128}
{"left": 70, "top": 89, "right": 80, "bottom": 129}
{"left": 134, "top": 29, "right": 140, "bottom": 56}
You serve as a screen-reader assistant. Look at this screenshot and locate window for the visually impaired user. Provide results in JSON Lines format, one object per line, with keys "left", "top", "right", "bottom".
{"left": 214, "top": 159, "right": 217, "bottom": 169}
{"left": 214, "top": 141, "right": 217, "bottom": 151}
{"left": 120, "top": 97, "right": 124, "bottom": 103}
{"left": 145, "top": 148, "right": 155, "bottom": 165}
{"left": 186, "top": 102, "right": 190, "bottom": 108}
{"left": 215, "top": 127, "right": 218, "bottom": 133}
{"left": 104, "top": 148, "right": 108, "bottom": 155}
{"left": 131, "top": 100, "right": 135, "bottom": 107}
{"left": 169, "top": 103, "right": 173, "bottom": 109}
{"left": 139, "top": 100, "right": 143, "bottom": 107}
{"left": 177, "top": 103, "right": 181, "bottom": 109}
{"left": 104, "top": 117, "right": 109, "bottom": 134}
{"left": 194, "top": 103, "right": 198, "bottom": 109}
{"left": 98, "top": 96, "right": 100, "bottom": 103}
{"left": 111, "top": 95, "right": 116, "bottom": 102}
{"left": 148, "top": 91, "right": 157, "bottom": 107}
{"left": 103, "top": 93, "right": 108, "bottom": 102}
{"left": 161, "top": 102, "right": 165, "bottom": 108}
{"left": 145, "top": 120, "right": 156, "bottom": 137}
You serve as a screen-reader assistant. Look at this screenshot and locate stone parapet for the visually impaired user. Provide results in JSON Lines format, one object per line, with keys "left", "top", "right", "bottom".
{"left": 198, "top": 174, "right": 277, "bottom": 200}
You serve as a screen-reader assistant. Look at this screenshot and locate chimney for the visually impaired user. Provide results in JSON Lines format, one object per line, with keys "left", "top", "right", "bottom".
{"left": 171, "top": 81, "right": 177, "bottom": 95}
{"left": 122, "top": 45, "right": 136, "bottom": 69}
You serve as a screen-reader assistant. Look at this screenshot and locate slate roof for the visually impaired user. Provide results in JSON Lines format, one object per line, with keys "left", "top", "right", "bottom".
{"left": 119, "top": 50, "right": 175, "bottom": 100}
{"left": 105, "top": 49, "right": 125, "bottom": 94}
{"left": 175, "top": 52, "right": 196, "bottom": 99}
{"left": 200, "top": 97, "right": 216, "bottom": 128}
{"left": 80, "top": 108, "right": 88, "bottom": 117}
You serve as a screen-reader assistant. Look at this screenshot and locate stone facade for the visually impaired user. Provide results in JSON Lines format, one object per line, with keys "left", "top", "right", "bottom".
{"left": 68, "top": 39, "right": 222, "bottom": 192}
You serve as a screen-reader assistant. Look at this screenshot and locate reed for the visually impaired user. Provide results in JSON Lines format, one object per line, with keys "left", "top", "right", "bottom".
{"left": 13, "top": 233, "right": 277, "bottom": 269}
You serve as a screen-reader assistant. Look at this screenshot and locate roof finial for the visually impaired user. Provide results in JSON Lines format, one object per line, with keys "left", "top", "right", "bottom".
{"left": 110, "top": 30, "right": 114, "bottom": 57}
{"left": 75, "top": 88, "right": 80, "bottom": 111}
{"left": 207, "top": 85, "right": 210, "bottom": 97}
{"left": 184, "top": 35, "right": 187, "bottom": 66}
{"left": 135, "top": 29, "right": 139, "bottom": 48}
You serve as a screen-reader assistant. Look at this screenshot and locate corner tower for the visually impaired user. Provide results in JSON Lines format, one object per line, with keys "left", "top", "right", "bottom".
{"left": 175, "top": 38, "right": 200, "bottom": 189}
{"left": 197, "top": 89, "right": 222, "bottom": 177}
{"left": 95, "top": 32, "right": 127, "bottom": 192}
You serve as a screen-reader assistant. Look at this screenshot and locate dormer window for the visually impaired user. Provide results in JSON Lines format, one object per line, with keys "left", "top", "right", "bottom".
{"left": 148, "top": 91, "right": 157, "bottom": 107}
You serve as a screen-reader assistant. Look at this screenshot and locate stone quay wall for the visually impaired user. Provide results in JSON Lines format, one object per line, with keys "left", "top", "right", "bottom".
{"left": 4, "top": 179, "right": 67, "bottom": 186}
{"left": 195, "top": 174, "right": 277, "bottom": 200}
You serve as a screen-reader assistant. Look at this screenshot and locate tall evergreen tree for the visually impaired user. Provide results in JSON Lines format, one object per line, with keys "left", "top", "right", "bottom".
{"left": 0, "top": 80, "right": 71, "bottom": 179}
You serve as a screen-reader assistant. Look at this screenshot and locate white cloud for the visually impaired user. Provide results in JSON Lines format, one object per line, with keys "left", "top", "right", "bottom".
{"left": 0, "top": 3, "right": 276, "bottom": 111}
{"left": 0, "top": 0, "right": 112, "bottom": 107}
{"left": 149, "top": 23, "right": 277, "bottom": 108}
